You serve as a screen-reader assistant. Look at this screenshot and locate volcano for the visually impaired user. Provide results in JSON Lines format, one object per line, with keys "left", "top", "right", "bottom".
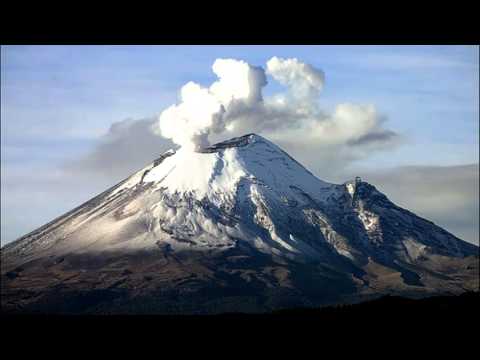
{"left": 1, "top": 134, "right": 478, "bottom": 314}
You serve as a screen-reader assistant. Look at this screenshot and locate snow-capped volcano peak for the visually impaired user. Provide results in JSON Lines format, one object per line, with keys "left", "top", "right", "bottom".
{"left": 5, "top": 133, "right": 477, "bottom": 261}
{"left": 101, "top": 133, "right": 342, "bottom": 258}
{"left": 2, "top": 133, "right": 478, "bottom": 314}
{"left": 139, "top": 133, "right": 334, "bottom": 206}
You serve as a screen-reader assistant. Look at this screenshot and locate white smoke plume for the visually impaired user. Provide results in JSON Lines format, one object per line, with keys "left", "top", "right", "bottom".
{"left": 266, "top": 56, "right": 324, "bottom": 100}
{"left": 153, "top": 56, "right": 398, "bottom": 154}
{"left": 153, "top": 59, "right": 267, "bottom": 151}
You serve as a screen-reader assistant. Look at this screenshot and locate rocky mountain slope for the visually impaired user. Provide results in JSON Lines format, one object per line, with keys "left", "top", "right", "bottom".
{"left": 1, "top": 134, "right": 478, "bottom": 314}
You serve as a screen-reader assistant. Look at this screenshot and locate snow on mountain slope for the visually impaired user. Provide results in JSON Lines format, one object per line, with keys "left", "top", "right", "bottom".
{"left": 142, "top": 134, "right": 334, "bottom": 200}
{"left": 3, "top": 133, "right": 477, "bottom": 261}
{"left": 139, "top": 134, "right": 344, "bottom": 256}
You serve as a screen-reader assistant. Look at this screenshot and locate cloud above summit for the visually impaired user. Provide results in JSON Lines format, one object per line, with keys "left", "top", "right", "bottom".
{"left": 152, "top": 56, "right": 399, "bottom": 158}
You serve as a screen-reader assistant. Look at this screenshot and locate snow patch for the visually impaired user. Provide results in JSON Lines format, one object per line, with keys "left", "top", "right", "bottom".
{"left": 403, "top": 238, "right": 427, "bottom": 261}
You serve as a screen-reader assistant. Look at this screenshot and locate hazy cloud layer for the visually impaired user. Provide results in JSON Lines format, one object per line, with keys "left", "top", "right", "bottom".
{"left": 67, "top": 118, "right": 175, "bottom": 182}
{"left": 1, "top": 164, "right": 113, "bottom": 244}
{"left": 352, "top": 164, "right": 479, "bottom": 244}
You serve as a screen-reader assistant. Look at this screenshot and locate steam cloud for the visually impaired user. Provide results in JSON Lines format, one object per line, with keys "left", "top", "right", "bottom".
{"left": 152, "top": 56, "right": 398, "bottom": 153}
{"left": 153, "top": 59, "right": 267, "bottom": 151}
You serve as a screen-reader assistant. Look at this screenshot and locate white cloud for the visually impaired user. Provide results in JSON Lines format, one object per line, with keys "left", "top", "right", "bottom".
{"left": 67, "top": 117, "right": 175, "bottom": 180}
{"left": 347, "top": 52, "right": 478, "bottom": 71}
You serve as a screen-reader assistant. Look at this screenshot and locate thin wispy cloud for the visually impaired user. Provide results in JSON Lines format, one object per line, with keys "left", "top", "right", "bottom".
{"left": 343, "top": 49, "right": 479, "bottom": 70}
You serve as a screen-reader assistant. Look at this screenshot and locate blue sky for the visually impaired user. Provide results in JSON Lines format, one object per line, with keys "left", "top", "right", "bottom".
{"left": 1, "top": 45, "right": 479, "bottom": 244}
